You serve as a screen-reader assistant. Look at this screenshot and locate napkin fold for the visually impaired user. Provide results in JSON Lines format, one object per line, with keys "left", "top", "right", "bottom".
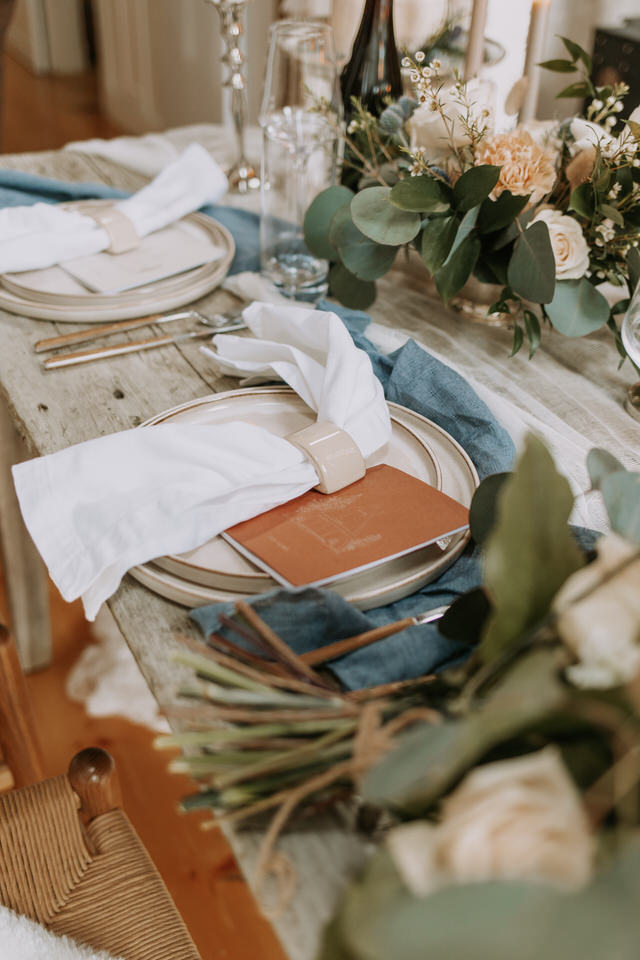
{"left": 12, "top": 303, "right": 390, "bottom": 620}
{"left": 0, "top": 144, "right": 228, "bottom": 273}
{"left": 0, "top": 904, "right": 122, "bottom": 960}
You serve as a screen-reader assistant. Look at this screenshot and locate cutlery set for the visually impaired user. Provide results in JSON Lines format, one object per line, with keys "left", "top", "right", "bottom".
{"left": 35, "top": 308, "right": 247, "bottom": 370}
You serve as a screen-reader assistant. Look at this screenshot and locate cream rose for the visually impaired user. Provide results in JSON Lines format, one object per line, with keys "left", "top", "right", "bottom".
{"left": 531, "top": 208, "right": 590, "bottom": 279}
{"left": 409, "top": 79, "right": 492, "bottom": 159}
{"left": 553, "top": 533, "right": 640, "bottom": 689}
{"left": 386, "top": 747, "right": 594, "bottom": 897}
{"left": 474, "top": 130, "right": 556, "bottom": 204}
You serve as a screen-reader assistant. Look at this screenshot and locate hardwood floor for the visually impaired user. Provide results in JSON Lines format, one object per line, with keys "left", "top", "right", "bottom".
{"left": 0, "top": 55, "right": 287, "bottom": 960}
{"left": 2, "top": 53, "right": 122, "bottom": 152}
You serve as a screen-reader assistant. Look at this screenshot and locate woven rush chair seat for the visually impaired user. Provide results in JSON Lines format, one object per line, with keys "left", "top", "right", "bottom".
{"left": 0, "top": 750, "right": 202, "bottom": 960}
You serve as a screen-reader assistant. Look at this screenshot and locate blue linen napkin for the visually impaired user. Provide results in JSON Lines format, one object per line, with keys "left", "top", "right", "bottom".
{"left": 0, "top": 170, "right": 261, "bottom": 276}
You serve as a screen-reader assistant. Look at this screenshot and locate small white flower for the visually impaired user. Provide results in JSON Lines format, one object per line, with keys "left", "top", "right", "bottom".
{"left": 592, "top": 99, "right": 603, "bottom": 110}
{"left": 415, "top": 50, "right": 425, "bottom": 63}
{"left": 613, "top": 101, "right": 624, "bottom": 113}
{"left": 430, "top": 59, "right": 441, "bottom": 69}
{"left": 401, "top": 56, "right": 411, "bottom": 68}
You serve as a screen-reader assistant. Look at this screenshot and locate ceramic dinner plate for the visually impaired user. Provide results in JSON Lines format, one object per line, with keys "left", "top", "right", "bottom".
{"left": 0, "top": 203, "right": 235, "bottom": 323}
{"left": 129, "top": 386, "right": 479, "bottom": 611}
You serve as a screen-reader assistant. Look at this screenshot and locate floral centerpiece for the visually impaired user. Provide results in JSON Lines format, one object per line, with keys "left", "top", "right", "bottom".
{"left": 317, "top": 439, "right": 640, "bottom": 959}
{"left": 304, "top": 39, "right": 640, "bottom": 358}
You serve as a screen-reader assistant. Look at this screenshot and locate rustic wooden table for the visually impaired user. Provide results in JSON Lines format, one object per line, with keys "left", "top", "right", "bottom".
{"left": 1, "top": 139, "right": 639, "bottom": 960}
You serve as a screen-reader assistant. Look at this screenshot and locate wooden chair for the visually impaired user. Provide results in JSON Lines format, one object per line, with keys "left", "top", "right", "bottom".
{"left": 0, "top": 622, "right": 202, "bottom": 960}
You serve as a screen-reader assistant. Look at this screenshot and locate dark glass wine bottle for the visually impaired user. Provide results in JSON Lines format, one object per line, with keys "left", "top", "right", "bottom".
{"left": 340, "top": 0, "right": 402, "bottom": 120}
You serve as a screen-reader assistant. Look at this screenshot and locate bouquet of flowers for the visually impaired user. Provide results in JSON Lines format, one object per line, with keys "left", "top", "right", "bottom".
{"left": 304, "top": 38, "right": 640, "bottom": 358}
{"left": 318, "top": 438, "right": 640, "bottom": 960}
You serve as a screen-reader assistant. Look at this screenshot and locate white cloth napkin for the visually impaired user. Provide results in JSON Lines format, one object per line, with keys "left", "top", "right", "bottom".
{"left": 0, "top": 144, "right": 228, "bottom": 274}
{"left": 12, "top": 302, "right": 390, "bottom": 620}
{"left": 0, "top": 905, "right": 122, "bottom": 960}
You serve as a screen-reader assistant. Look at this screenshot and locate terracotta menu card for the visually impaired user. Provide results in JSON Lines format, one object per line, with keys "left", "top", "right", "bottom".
{"left": 222, "top": 464, "right": 469, "bottom": 588}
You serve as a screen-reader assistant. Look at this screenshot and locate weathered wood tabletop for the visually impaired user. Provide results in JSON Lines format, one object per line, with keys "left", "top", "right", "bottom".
{"left": 1, "top": 139, "right": 639, "bottom": 960}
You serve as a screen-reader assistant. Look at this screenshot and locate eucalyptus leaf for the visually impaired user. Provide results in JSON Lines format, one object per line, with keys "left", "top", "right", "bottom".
{"left": 333, "top": 840, "right": 640, "bottom": 960}
{"left": 453, "top": 165, "right": 501, "bottom": 213}
{"left": 469, "top": 472, "right": 511, "bottom": 546}
{"left": 538, "top": 58, "right": 577, "bottom": 72}
{"left": 507, "top": 220, "right": 556, "bottom": 304}
{"left": 329, "top": 261, "right": 376, "bottom": 309}
{"left": 303, "top": 185, "right": 354, "bottom": 260}
{"left": 627, "top": 246, "right": 640, "bottom": 295}
{"left": 390, "top": 177, "right": 451, "bottom": 213}
{"left": 600, "top": 471, "right": 640, "bottom": 543}
{"left": 491, "top": 207, "right": 535, "bottom": 251}
{"left": 481, "top": 435, "right": 584, "bottom": 663}
{"left": 569, "top": 183, "right": 595, "bottom": 219}
{"left": 420, "top": 216, "right": 457, "bottom": 274}
{"left": 478, "top": 191, "right": 530, "bottom": 234}
{"left": 438, "top": 588, "right": 491, "bottom": 646}
{"left": 523, "top": 309, "right": 542, "bottom": 359}
{"left": 364, "top": 648, "right": 566, "bottom": 812}
{"left": 329, "top": 206, "right": 397, "bottom": 281}
{"left": 587, "top": 448, "right": 625, "bottom": 490}
{"left": 351, "top": 186, "right": 421, "bottom": 245}
{"left": 546, "top": 278, "right": 610, "bottom": 337}
{"left": 434, "top": 234, "right": 481, "bottom": 303}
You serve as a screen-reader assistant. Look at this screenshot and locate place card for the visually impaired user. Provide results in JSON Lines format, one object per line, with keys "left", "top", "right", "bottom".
{"left": 59, "top": 221, "right": 226, "bottom": 294}
{"left": 222, "top": 464, "right": 469, "bottom": 588}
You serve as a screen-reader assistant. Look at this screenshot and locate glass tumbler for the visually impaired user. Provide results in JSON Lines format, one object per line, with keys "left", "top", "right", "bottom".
{"left": 259, "top": 20, "right": 342, "bottom": 301}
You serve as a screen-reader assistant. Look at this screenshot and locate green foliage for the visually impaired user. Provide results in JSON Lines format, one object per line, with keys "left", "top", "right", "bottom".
{"left": 481, "top": 435, "right": 584, "bottom": 663}
{"left": 569, "top": 183, "right": 595, "bottom": 219}
{"left": 303, "top": 185, "right": 354, "bottom": 261}
{"left": 420, "top": 216, "right": 458, "bottom": 274}
{"left": 538, "top": 58, "right": 578, "bottom": 72}
{"left": 434, "top": 234, "right": 481, "bottom": 303}
{"left": 363, "top": 648, "right": 567, "bottom": 813}
{"left": 469, "top": 472, "right": 511, "bottom": 547}
{"left": 600, "top": 473, "right": 640, "bottom": 544}
{"left": 321, "top": 839, "right": 640, "bottom": 960}
{"left": 523, "top": 309, "right": 542, "bottom": 359}
{"left": 507, "top": 221, "right": 556, "bottom": 304}
{"left": 351, "top": 187, "right": 421, "bottom": 245}
{"left": 329, "top": 206, "right": 398, "bottom": 281}
{"left": 546, "top": 279, "right": 610, "bottom": 337}
{"left": 390, "top": 177, "right": 451, "bottom": 213}
{"left": 452, "top": 165, "right": 501, "bottom": 212}
{"left": 329, "top": 262, "right": 376, "bottom": 309}
{"left": 628, "top": 247, "right": 640, "bottom": 295}
{"left": 477, "top": 191, "right": 529, "bottom": 234}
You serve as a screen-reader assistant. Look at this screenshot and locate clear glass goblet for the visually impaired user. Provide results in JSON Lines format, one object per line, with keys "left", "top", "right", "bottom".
{"left": 259, "top": 20, "right": 342, "bottom": 301}
{"left": 621, "top": 281, "right": 640, "bottom": 421}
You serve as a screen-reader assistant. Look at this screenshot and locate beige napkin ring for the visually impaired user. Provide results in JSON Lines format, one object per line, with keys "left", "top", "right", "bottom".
{"left": 286, "top": 421, "right": 366, "bottom": 495}
{"left": 90, "top": 207, "right": 140, "bottom": 254}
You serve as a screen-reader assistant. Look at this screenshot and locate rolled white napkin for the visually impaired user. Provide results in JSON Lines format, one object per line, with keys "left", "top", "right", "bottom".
{"left": 0, "top": 144, "right": 228, "bottom": 274}
{"left": 0, "top": 904, "right": 122, "bottom": 960}
{"left": 12, "top": 303, "right": 390, "bottom": 620}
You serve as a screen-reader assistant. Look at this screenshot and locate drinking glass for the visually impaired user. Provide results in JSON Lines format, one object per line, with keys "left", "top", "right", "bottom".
{"left": 621, "top": 280, "right": 640, "bottom": 421}
{"left": 259, "top": 20, "right": 342, "bottom": 301}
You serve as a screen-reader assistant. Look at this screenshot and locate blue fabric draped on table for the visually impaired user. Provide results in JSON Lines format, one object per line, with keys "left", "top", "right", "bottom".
{"left": 0, "top": 169, "right": 583, "bottom": 690}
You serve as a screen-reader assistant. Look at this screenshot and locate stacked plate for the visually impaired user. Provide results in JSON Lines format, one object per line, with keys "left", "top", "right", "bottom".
{"left": 0, "top": 201, "right": 235, "bottom": 323}
{"left": 130, "top": 386, "right": 479, "bottom": 612}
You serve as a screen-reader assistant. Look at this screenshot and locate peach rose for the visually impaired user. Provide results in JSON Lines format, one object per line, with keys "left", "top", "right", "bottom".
{"left": 474, "top": 130, "right": 556, "bottom": 204}
{"left": 386, "top": 748, "right": 594, "bottom": 897}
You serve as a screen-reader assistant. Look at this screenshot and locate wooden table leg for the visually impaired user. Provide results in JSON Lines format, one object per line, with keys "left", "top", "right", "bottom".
{"left": 0, "top": 398, "right": 51, "bottom": 671}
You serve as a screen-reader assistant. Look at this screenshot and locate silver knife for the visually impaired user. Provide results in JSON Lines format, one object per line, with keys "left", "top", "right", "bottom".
{"left": 43, "top": 327, "right": 224, "bottom": 369}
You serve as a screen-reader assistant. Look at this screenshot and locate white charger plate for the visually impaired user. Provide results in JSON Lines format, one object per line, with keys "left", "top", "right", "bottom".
{"left": 129, "top": 386, "right": 479, "bottom": 611}
{"left": 0, "top": 205, "right": 235, "bottom": 322}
